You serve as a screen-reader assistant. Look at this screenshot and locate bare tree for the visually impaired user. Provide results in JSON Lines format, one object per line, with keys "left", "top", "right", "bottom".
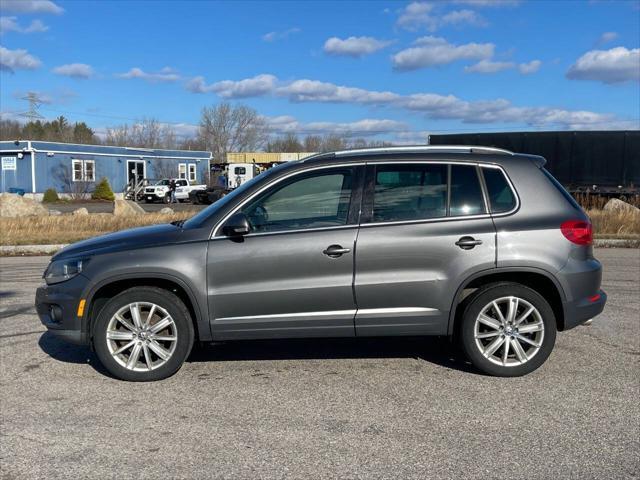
{"left": 266, "top": 132, "right": 303, "bottom": 152}
{"left": 197, "top": 103, "right": 268, "bottom": 163}
{"left": 303, "top": 135, "right": 322, "bottom": 152}
{"left": 51, "top": 164, "right": 91, "bottom": 200}
{"left": 105, "top": 118, "right": 177, "bottom": 149}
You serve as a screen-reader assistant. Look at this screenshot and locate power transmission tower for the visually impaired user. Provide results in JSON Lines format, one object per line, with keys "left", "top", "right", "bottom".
{"left": 20, "top": 92, "right": 45, "bottom": 121}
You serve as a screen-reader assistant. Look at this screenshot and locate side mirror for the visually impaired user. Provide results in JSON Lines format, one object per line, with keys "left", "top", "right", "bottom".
{"left": 222, "top": 212, "right": 251, "bottom": 237}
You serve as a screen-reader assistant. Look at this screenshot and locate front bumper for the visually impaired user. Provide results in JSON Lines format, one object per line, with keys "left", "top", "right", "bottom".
{"left": 35, "top": 273, "right": 91, "bottom": 345}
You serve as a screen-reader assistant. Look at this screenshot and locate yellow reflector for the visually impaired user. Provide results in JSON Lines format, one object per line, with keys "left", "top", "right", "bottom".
{"left": 77, "top": 299, "right": 86, "bottom": 317}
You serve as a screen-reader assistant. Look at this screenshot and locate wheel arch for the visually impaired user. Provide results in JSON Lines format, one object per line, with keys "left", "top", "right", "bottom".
{"left": 447, "top": 267, "right": 567, "bottom": 337}
{"left": 83, "top": 273, "right": 210, "bottom": 344}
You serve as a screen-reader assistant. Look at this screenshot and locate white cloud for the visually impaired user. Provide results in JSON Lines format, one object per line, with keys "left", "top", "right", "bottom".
{"left": 117, "top": 67, "right": 180, "bottom": 82}
{"left": 566, "top": 47, "right": 640, "bottom": 84}
{"left": 0, "top": 0, "right": 63, "bottom": 14}
{"left": 264, "top": 115, "right": 406, "bottom": 137}
{"left": 519, "top": 59, "right": 541, "bottom": 74}
{"left": 597, "top": 31, "right": 618, "bottom": 46}
{"left": 186, "top": 74, "right": 277, "bottom": 97}
{"left": 184, "top": 72, "right": 631, "bottom": 129}
{"left": 276, "top": 79, "right": 400, "bottom": 104}
{"left": 396, "top": 2, "right": 488, "bottom": 31}
{"left": 392, "top": 36, "right": 494, "bottom": 70}
{"left": 262, "top": 27, "right": 300, "bottom": 42}
{"left": 441, "top": 9, "right": 487, "bottom": 27}
{"left": 465, "top": 59, "right": 514, "bottom": 73}
{"left": 52, "top": 63, "right": 93, "bottom": 79}
{"left": 0, "top": 45, "right": 41, "bottom": 72}
{"left": 323, "top": 36, "right": 393, "bottom": 57}
{"left": 0, "top": 17, "right": 48, "bottom": 34}
{"left": 451, "top": 0, "right": 520, "bottom": 6}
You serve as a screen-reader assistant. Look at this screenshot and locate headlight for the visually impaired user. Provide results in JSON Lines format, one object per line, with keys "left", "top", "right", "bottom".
{"left": 44, "top": 258, "right": 86, "bottom": 285}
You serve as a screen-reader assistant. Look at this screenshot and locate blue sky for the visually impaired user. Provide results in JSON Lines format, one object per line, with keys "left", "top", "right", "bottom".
{"left": 1, "top": 0, "right": 639, "bottom": 143}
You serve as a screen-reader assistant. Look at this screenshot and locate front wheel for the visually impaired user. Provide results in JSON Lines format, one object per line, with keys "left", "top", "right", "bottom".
{"left": 93, "top": 287, "right": 194, "bottom": 381}
{"left": 459, "top": 283, "right": 557, "bottom": 377}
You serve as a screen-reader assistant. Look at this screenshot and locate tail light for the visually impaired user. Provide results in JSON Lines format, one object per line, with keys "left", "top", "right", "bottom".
{"left": 560, "top": 220, "right": 593, "bottom": 245}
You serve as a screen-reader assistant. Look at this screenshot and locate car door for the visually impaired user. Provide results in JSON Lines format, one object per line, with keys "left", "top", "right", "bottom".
{"left": 354, "top": 161, "right": 496, "bottom": 336}
{"left": 207, "top": 165, "right": 364, "bottom": 340}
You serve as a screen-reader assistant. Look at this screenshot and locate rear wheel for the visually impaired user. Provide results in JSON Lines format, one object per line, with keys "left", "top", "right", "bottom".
{"left": 163, "top": 194, "right": 171, "bottom": 204}
{"left": 93, "top": 287, "right": 194, "bottom": 381}
{"left": 460, "top": 283, "right": 556, "bottom": 377}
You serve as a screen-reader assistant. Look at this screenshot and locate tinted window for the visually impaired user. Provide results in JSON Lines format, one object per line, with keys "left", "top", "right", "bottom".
{"left": 372, "top": 164, "right": 447, "bottom": 222}
{"left": 234, "top": 167, "right": 246, "bottom": 175}
{"left": 450, "top": 165, "right": 485, "bottom": 216}
{"left": 242, "top": 169, "right": 353, "bottom": 233}
{"left": 482, "top": 167, "right": 516, "bottom": 213}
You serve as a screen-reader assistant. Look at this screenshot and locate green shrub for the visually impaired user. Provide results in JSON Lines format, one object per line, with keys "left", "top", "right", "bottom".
{"left": 42, "top": 188, "right": 59, "bottom": 203}
{"left": 91, "top": 177, "right": 115, "bottom": 201}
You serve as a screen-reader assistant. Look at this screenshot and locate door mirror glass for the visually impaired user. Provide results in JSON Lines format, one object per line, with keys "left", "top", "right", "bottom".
{"left": 222, "top": 212, "right": 251, "bottom": 236}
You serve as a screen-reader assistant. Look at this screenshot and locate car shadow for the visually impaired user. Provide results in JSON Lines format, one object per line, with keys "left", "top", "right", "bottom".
{"left": 38, "top": 332, "right": 477, "bottom": 376}
{"left": 188, "top": 336, "right": 477, "bottom": 374}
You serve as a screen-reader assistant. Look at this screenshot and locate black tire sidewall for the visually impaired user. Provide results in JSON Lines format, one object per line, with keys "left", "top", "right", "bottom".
{"left": 460, "top": 283, "right": 557, "bottom": 377}
{"left": 93, "top": 287, "right": 194, "bottom": 381}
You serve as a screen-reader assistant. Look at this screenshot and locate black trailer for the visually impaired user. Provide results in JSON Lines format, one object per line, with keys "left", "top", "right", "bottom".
{"left": 428, "top": 130, "right": 639, "bottom": 196}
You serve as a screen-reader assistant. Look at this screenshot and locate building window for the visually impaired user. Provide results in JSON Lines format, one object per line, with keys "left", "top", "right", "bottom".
{"left": 72, "top": 159, "right": 96, "bottom": 182}
{"left": 188, "top": 163, "right": 196, "bottom": 182}
{"left": 178, "top": 163, "right": 187, "bottom": 180}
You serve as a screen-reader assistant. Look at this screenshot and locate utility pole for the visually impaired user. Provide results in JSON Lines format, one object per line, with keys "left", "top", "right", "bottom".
{"left": 20, "top": 92, "right": 45, "bottom": 121}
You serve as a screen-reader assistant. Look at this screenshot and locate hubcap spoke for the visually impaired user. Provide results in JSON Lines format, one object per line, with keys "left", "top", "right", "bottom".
{"left": 115, "top": 313, "right": 136, "bottom": 332}
{"left": 518, "top": 323, "right": 543, "bottom": 334}
{"left": 512, "top": 338, "right": 528, "bottom": 363}
{"left": 127, "top": 342, "right": 142, "bottom": 369}
{"left": 475, "top": 331, "right": 500, "bottom": 339}
{"left": 113, "top": 340, "right": 136, "bottom": 355}
{"left": 502, "top": 337, "right": 511, "bottom": 365}
{"left": 478, "top": 314, "right": 501, "bottom": 330}
{"left": 145, "top": 305, "right": 157, "bottom": 329}
{"left": 515, "top": 334, "right": 541, "bottom": 348}
{"left": 130, "top": 303, "right": 143, "bottom": 330}
{"left": 150, "top": 316, "right": 173, "bottom": 334}
{"left": 492, "top": 301, "right": 507, "bottom": 326}
{"left": 515, "top": 306, "right": 535, "bottom": 326}
{"left": 506, "top": 297, "right": 519, "bottom": 324}
{"left": 151, "top": 335, "right": 177, "bottom": 342}
{"left": 142, "top": 343, "right": 153, "bottom": 370}
{"left": 148, "top": 340, "right": 171, "bottom": 360}
{"left": 106, "top": 330, "right": 135, "bottom": 341}
{"left": 483, "top": 336, "right": 505, "bottom": 358}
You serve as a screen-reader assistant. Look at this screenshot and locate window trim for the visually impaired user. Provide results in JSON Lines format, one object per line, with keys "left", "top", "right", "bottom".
{"left": 188, "top": 163, "right": 197, "bottom": 182}
{"left": 178, "top": 163, "right": 187, "bottom": 180}
{"left": 359, "top": 161, "right": 519, "bottom": 228}
{"left": 479, "top": 164, "right": 520, "bottom": 215}
{"left": 211, "top": 163, "right": 365, "bottom": 238}
{"left": 71, "top": 158, "right": 96, "bottom": 182}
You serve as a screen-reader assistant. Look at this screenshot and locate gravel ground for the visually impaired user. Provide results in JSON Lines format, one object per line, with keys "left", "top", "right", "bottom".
{"left": 0, "top": 249, "right": 638, "bottom": 479}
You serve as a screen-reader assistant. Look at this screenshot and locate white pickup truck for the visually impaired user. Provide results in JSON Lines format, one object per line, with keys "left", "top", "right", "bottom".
{"left": 144, "top": 179, "right": 206, "bottom": 203}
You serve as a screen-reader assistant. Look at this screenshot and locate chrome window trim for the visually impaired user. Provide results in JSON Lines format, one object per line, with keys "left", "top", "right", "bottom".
{"left": 215, "top": 306, "right": 437, "bottom": 323}
{"left": 479, "top": 163, "right": 521, "bottom": 217}
{"left": 211, "top": 163, "right": 365, "bottom": 238}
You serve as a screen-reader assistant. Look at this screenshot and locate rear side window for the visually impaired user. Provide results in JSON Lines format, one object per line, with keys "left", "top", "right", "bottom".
{"left": 482, "top": 167, "right": 516, "bottom": 213}
{"left": 372, "top": 164, "right": 447, "bottom": 222}
{"left": 450, "top": 165, "right": 486, "bottom": 216}
{"left": 541, "top": 168, "right": 582, "bottom": 210}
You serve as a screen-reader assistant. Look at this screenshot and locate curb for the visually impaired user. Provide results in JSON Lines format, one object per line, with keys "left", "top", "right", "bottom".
{"left": 1, "top": 238, "right": 637, "bottom": 256}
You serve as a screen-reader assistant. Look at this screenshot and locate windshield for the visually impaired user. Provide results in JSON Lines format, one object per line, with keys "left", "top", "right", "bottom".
{"left": 155, "top": 179, "right": 170, "bottom": 186}
{"left": 183, "top": 164, "right": 288, "bottom": 230}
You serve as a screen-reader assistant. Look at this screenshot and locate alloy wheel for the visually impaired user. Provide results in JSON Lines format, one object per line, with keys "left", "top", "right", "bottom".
{"left": 106, "top": 302, "right": 178, "bottom": 372}
{"left": 474, "top": 296, "right": 545, "bottom": 367}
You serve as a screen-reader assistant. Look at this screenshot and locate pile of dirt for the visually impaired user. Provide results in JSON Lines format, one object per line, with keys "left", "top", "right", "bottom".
{"left": 113, "top": 199, "right": 146, "bottom": 216}
{"left": 0, "top": 193, "right": 48, "bottom": 218}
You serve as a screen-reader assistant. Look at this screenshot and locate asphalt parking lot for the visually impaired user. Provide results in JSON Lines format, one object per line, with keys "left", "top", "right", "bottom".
{"left": 0, "top": 248, "right": 638, "bottom": 479}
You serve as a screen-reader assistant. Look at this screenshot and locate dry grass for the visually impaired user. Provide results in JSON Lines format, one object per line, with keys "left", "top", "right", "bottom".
{"left": 0, "top": 212, "right": 197, "bottom": 245}
{"left": 575, "top": 193, "right": 640, "bottom": 210}
{"left": 1, "top": 208, "right": 638, "bottom": 246}
{"left": 588, "top": 209, "right": 640, "bottom": 238}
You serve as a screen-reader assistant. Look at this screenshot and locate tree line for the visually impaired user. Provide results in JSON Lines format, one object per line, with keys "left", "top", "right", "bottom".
{"left": 0, "top": 102, "right": 396, "bottom": 161}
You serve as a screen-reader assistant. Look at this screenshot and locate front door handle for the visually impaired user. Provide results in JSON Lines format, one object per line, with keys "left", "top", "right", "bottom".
{"left": 323, "top": 245, "right": 351, "bottom": 258}
{"left": 455, "top": 236, "right": 483, "bottom": 250}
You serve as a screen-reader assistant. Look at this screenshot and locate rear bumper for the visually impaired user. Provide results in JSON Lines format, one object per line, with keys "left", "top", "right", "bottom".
{"left": 562, "top": 289, "right": 607, "bottom": 330}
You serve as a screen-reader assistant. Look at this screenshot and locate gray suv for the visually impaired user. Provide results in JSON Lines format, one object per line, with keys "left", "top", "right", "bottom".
{"left": 36, "top": 146, "right": 606, "bottom": 381}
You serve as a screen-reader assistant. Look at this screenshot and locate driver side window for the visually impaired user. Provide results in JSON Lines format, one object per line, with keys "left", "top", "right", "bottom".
{"left": 241, "top": 168, "right": 353, "bottom": 233}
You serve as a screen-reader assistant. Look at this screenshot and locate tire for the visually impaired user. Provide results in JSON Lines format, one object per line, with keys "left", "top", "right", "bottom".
{"left": 163, "top": 194, "right": 171, "bottom": 204}
{"left": 459, "top": 282, "right": 556, "bottom": 377}
{"left": 93, "top": 287, "right": 194, "bottom": 381}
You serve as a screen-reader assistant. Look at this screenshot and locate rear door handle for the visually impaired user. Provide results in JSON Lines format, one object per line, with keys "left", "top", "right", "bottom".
{"left": 323, "top": 245, "right": 351, "bottom": 258}
{"left": 455, "top": 237, "right": 483, "bottom": 250}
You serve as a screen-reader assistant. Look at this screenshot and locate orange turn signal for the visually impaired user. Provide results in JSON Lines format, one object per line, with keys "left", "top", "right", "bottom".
{"left": 77, "top": 299, "right": 86, "bottom": 317}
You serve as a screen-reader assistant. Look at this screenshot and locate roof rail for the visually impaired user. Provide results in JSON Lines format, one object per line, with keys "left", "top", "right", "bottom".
{"left": 332, "top": 145, "right": 514, "bottom": 157}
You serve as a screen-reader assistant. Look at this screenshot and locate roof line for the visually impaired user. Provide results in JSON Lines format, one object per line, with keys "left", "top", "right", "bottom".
{"left": 331, "top": 145, "right": 514, "bottom": 157}
{"left": 0, "top": 139, "right": 211, "bottom": 155}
